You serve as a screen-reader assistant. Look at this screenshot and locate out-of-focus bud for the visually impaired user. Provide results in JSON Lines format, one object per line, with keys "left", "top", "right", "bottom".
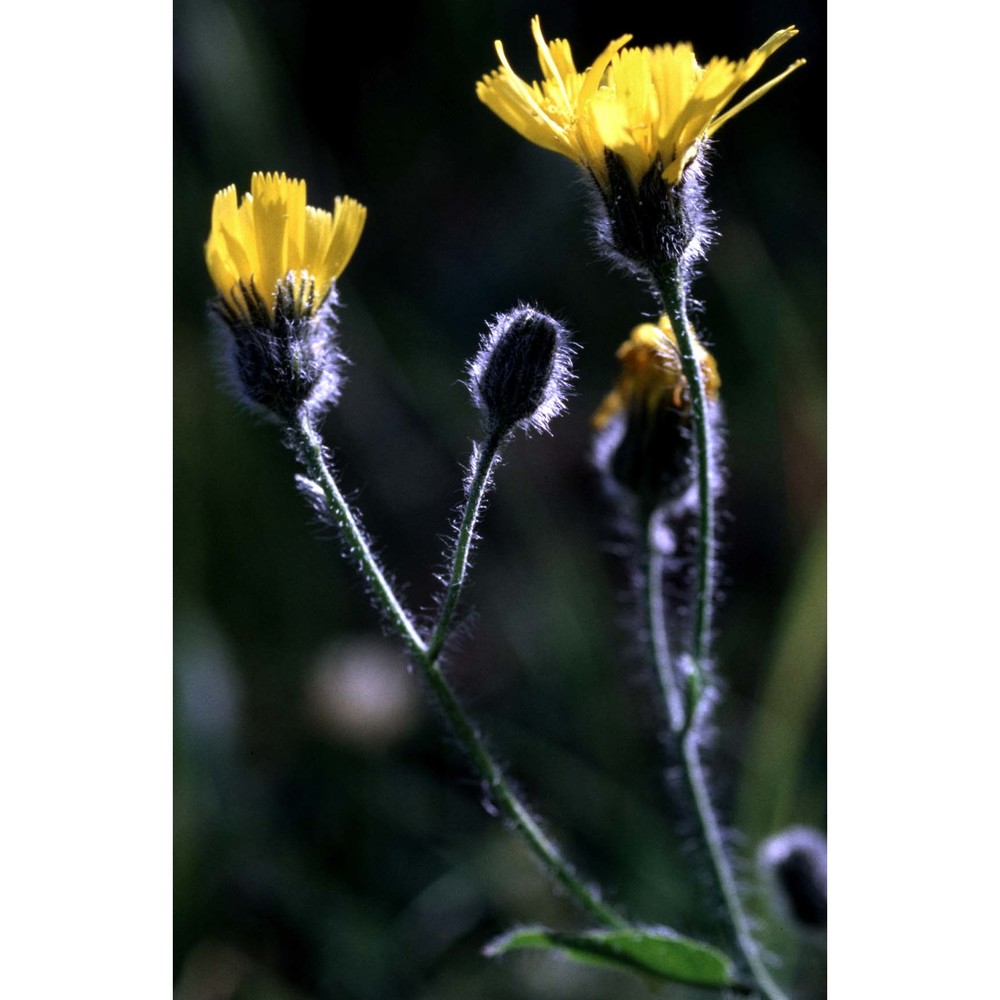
{"left": 593, "top": 315, "right": 721, "bottom": 510}
{"left": 758, "top": 826, "right": 827, "bottom": 940}
{"left": 468, "top": 306, "right": 574, "bottom": 436}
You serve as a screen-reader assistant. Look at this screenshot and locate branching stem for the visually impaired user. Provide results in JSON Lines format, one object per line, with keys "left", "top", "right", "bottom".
{"left": 293, "top": 414, "right": 624, "bottom": 930}
{"left": 641, "top": 511, "right": 787, "bottom": 999}
{"left": 644, "top": 264, "right": 786, "bottom": 999}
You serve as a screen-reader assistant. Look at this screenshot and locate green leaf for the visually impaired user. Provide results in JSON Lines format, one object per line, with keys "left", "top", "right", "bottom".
{"left": 485, "top": 925, "right": 737, "bottom": 989}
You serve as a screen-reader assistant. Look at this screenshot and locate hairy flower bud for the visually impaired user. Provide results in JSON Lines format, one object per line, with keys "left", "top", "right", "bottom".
{"left": 593, "top": 316, "right": 721, "bottom": 510}
{"left": 758, "top": 826, "right": 827, "bottom": 939}
{"left": 468, "top": 306, "right": 573, "bottom": 435}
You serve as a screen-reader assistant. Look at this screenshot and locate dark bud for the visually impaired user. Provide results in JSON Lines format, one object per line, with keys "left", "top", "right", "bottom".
{"left": 759, "top": 826, "right": 828, "bottom": 939}
{"left": 595, "top": 149, "right": 715, "bottom": 287}
{"left": 212, "top": 278, "right": 344, "bottom": 424}
{"left": 592, "top": 320, "right": 723, "bottom": 514}
{"left": 598, "top": 397, "right": 696, "bottom": 512}
{"left": 468, "top": 306, "right": 573, "bottom": 436}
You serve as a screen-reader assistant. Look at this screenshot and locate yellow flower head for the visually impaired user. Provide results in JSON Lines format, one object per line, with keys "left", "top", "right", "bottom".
{"left": 592, "top": 315, "right": 720, "bottom": 430}
{"left": 205, "top": 172, "right": 367, "bottom": 325}
{"left": 477, "top": 17, "right": 804, "bottom": 189}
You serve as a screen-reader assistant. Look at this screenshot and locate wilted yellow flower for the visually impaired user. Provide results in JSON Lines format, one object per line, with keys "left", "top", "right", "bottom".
{"left": 592, "top": 315, "right": 720, "bottom": 430}
{"left": 205, "top": 172, "right": 367, "bottom": 325}
{"left": 478, "top": 17, "right": 804, "bottom": 189}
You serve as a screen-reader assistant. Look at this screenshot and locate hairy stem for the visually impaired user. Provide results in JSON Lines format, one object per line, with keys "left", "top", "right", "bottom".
{"left": 640, "top": 509, "right": 685, "bottom": 734}
{"left": 296, "top": 416, "right": 425, "bottom": 659}
{"left": 681, "top": 731, "right": 789, "bottom": 1000}
{"left": 652, "top": 266, "right": 715, "bottom": 703}
{"left": 422, "top": 652, "right": 626, "bottom": 928}
{"left": 648, "top": 243, "right": 773, "bottom": 993}
{"left": 294, "top": 415, "right": 624, "bottom": 928}
{"left": 640, "top": 514, "right": 785, "bottom": 999}
{"left": 427, "top": 426, "right": 505, "bottom": 663}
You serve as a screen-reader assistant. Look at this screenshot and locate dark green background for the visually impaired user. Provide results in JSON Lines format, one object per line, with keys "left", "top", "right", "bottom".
{"left": 174, "top": 1, "right": 826, "bottom": 996}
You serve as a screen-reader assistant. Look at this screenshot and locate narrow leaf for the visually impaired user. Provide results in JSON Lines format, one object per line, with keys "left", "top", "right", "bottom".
{"left": 485, "top": 925, "right": 736, "bottom": 989}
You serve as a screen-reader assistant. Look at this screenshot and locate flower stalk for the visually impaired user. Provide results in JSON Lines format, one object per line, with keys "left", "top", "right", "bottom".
{"left": 653, "top": 264, "right": 716, "bottom": 702}
{"left": 680, "top": 731, "right": 790, "bottom": 1000}
{"left": 645, "top": 265, "right": 785, "bottom": 995}
{"left": 420, "top": 648, "right": 627, "bottom": 930}
{"left": 295, "top": 415, "right": 425, "bottom": 659}
{"left": 295, "top": 413, "right": 624, "bottom": 930}
{"left": 426, "top": 426, "right": 505, "bottom": 663}
{"left": 640, "top": 505, "right": 787, "bottom": 1000}
{"left": 639, "top": 509, "right": 685, "bottom": 735}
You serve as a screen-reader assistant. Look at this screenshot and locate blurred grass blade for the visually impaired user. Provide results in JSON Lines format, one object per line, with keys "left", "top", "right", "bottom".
{"left": 738, "top": 517, "right": 827, "bottom": 841}
{"left": 485, "top": 925, "right": 736, "bottom": 988}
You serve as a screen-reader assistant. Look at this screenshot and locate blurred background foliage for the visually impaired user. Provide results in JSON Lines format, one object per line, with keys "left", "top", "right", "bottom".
{"left": 174, "top": 1, "right": 826, "bottom": 996}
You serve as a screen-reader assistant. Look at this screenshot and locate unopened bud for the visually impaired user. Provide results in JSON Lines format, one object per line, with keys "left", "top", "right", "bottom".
{"left": 758, "top": 826, "right": 827, "bottom": 939}
{"left": 592, "top": 317, "right": 721, "bottom": 510}
{"left": 468, "top": 306, "right": 573, "bottom": 435}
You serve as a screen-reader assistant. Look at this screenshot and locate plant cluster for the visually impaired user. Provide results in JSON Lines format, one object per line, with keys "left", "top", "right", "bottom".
{"left": 202, "top": 17, "right": 822, "bottom": 998}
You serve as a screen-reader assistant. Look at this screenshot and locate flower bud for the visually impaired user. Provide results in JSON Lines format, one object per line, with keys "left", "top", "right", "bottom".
{"left": 468, "top": 306, "right": 573, "bottom": 435}
{"left": 593, "top": 316, "right": 721, "bottom": 510}
{"left": 758, "top": 826, "right": 827, "bottom": 939}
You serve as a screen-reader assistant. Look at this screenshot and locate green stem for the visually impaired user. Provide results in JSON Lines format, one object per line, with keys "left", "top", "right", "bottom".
{"left": 296, "top": 416, "right": 425, "bottom": 660}
{"left": 681, "top": 730, "right": 789, "bottom": 1000}
{"left": 427, "top": 427, "right": 505, "bottom": 663}
{"left": 653, "top": 267, "right": 715, "bottom": 699}
{"left": 640, "top": 350, "right": 786, "bottom": 1000}
{"left": 640, "top": 508, "right": 685, "bottom": 734}
{"left": 422, "top": 652, "right": 627, "bottom": 929}
{"left": 294, "top": 415, "right": 624, "bottom": 929}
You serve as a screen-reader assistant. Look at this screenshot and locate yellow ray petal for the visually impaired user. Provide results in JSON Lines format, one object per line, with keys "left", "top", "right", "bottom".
{"left": 323, "top": 197, "right": 367, "bottom": 287}
{"left": 205, "top": 174, "right": 366, "bottom": 323}
{"left": 708, "top": 58, "right": 806, "bottom": 136}
{"left": 478, "top": 19, "right": 802, "bottom": 192}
